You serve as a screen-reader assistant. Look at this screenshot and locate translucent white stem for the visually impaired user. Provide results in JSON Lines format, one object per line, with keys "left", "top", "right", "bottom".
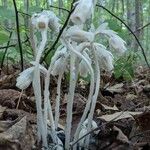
{"left": 85, "top": 46, "right": 100, "bottom": 146}
{"left": 55, "top": 72, "right": 63, "bottom": 129}
{"left": 65, "top": 51, "right": 77, "bottom": 150}
{"left": 65, "top": 41, "right": 95, "bottom": 150}
{"left": 73, "top": 58, "right": 95, "bottom": 150}
{"left": 44, "top": 65, "right": 58, "bottom": 144}
{"left": 33, "top": 30, "right": 48, "bottom": 147}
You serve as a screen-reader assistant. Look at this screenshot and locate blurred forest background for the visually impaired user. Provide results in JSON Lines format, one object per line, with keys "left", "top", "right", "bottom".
{"left": 0, "top": 0, "right": 150, "bottom": 79}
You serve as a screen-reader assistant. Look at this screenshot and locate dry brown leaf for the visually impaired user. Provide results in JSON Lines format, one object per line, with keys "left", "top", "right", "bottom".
{"left": 101, "top": 104, "right": 119, "bottom": 111}
{"left": 126, "top": 93, "right": 137, "bottom": 101}
{"left": 98, "top": 111, "right": 142, "bottom": 121}
{"left": 105, "top": 83, "right": 124, "bottom": 93}
{"left": 113, "top": 126, "right": 129, "bottom": 143}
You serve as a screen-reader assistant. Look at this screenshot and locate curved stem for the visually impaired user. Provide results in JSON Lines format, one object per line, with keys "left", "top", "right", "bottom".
{"left": 85, "top": 45, "right": 100, "bottom": 146}
{"left": 65, "top": 41, "right": 95, "bottom": 150}
{"left": 44, "top": 65, "right": 57, "bottom": 144}
{"left": 65, "top": 52, "right": 77, "bottom": 149}
{"left": 54, "top": 72, "right": 63, "bottom": 129}
{"left": 33, "top": 30, "right": 48, "bottom": 147}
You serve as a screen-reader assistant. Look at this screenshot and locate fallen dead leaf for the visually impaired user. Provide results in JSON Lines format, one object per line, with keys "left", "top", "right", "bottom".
{"left": 101, "top": 104, "right": 119, "bottom": 111}
{"left": 126, "top": 93, "right": 137, "bottom": 101}
{"left": 113, "top": 126, "right": 129, "bottom": 143}
{"left": 105, "top": 83, "right": 124, "bottom": 93}
{"left": 98, "top": 111, "right": 142, "bottom": 121}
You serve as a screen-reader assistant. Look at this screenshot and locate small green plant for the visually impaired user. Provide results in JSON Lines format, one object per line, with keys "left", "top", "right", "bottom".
{"left": 114, "top": 52, "right": 138, "bottom": 81}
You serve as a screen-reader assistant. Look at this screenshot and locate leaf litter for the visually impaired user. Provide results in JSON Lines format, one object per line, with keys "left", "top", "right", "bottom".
{"left": 0, "top": 65, "right": 150, "bottom": 149}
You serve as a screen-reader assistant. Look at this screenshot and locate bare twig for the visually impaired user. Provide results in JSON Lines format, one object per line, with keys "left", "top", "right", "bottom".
{"left": 0, "top": 37, "right": 29, "bottom": 50}
{"left": 96, "top": 4, "right": 150, "bottom": 69}
{"left": 16, "top": 89, "right": 24, "bottom": 109}
{"left": 0, "top": 32, "right": 12, "bottom": 68}
{"left": 49, "top": 5, "right": 70, "bottom": 13}
{"left": 130, "top": 22, "right": 150, "bottom": 34}
{"left": 0, "top": 44, "right": 15, "bottom": 50}
{"left": 13, "top": 0, "right": 24, "bottom": 71}
{"left": 18, "top": 11, "right": 31, "bottom": 17}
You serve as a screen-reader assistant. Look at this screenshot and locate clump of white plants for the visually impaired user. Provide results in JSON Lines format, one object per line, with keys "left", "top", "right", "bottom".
{"left": 16, "top": 0, "right": 126, "bottom": 149}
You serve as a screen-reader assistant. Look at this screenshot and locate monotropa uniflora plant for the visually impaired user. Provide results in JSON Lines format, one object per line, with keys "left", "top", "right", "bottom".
{"left": 16, "top": 0, "right": 126, "bottom": 149}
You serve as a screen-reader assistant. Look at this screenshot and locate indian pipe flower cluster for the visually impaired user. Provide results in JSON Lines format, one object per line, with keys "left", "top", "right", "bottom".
{"left": 16, "top": 0, "right": 127, "bottom": 149}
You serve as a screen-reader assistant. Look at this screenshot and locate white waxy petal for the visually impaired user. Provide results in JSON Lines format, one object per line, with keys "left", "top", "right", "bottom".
{"left": 95, "top": 43, "right": 114, "bottom": 71}
{"left": 65, "top": 26, "right": 94, "bottom": 42}
{"left": 71, "top": 0, "right": 97, "bottom": 25}
{"left": 109, "top": 35, "right": 127, "bottom": 53}
{"left": 51, "top": 47, "right": 69, "bottom": 76}
{"left": 16, "top": 67, "right": 34, "bottom": 90}
{"left": 95, "top": 23, "right": 127, "bottom": 54}
{"left": 51, "top": 57, "right": 67, "bottom": 76}
{"left": 31, "top": 10, "right": 60, "bottom": 32}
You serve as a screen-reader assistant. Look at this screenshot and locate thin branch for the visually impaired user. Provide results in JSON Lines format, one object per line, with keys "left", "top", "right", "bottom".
{"left": 18, "top": 11, "right": 31, "bottom": 17}
{"left": 13, "top": 0, "right": 24, "bottom": 71}
{"left": 41, "top": 0, "right": 76, "bottom": 63}
{"left": 130, "top": 22, "right": 150, "bottom": 34}
{"left": 0, "top": 44, "right": 15, "bottom": 50}
{"left": 0, "top": 37, "right": 29, "bottom": 50}
{"left": 1, "top": 32, "right": 13, "bottom": 68}
{"left": 49, "top": 5, "right": 70, "bottom": 13}
{"left": 96, "top": 4, "right": 150, "bottom": 69}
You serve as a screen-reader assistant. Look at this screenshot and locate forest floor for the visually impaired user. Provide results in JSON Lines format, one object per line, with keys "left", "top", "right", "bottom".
{"left": 0, "top": 65, "right": 150, "bottom": 150}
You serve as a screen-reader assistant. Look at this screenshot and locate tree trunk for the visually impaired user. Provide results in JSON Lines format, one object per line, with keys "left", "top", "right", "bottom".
{"left": 126, "top": 0, "right": 135, "bottom": 46}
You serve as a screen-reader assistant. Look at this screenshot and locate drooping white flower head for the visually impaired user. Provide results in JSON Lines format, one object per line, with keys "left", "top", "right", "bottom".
{"left": 16, "top": 64, "right": 47, "bottom": 90}
{"left": 109, "top": 35, "right": 127, "bottom": 53}
{"left": 95, "top": 23, "right": 126, "bottom": 53}
{"left": 94, "top": 43, "right": 114, "bottom": 72}
{"left": 65, "top": 25, "right": 94, "bottom": 43}
{"left": 71, "top": 0, "right": 97, "bottom": 25}
{"left": 31, "top": 10, "right": 60, "bottom": 32}
{"left": 16, "top": 67, "right": 34, "bottom": 90}
{"left": 51, "top": 47, "right": 69, "bottom": 76}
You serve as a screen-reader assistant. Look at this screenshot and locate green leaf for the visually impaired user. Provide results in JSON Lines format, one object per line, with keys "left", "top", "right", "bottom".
{"left": 0, "top": 31, "right": 9, "bottom": 44}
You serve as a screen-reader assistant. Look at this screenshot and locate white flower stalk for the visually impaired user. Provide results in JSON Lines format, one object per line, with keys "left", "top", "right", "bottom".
{"left": 65, "top": 26, "right": 94, "bottom": 43}
{"left": 95, "top": 23, "right": 126, "bottom": 53}
{"left": 86, "top": 44, "right": 100, "bottom": 146}
{"left": 65, "top": 51, "right": 77, "bottom": 150}
{"left": 31, "top": 12, "right": 50, "bottom": 148}
{"left": 64, "top": 40, "right": 95, "bottom": 150}
{"left": 54, "top": 72, "right": 63, "bottom": 129}
{"left": 71, "top": 0, "right": 97, "bottom": 25}
{"left": 43, "top": 47, "right": 68, "bottom": 146}
{"left": 51, "top": 48, "right": 69, "bottom": 76}
{"left": 95, "top": 43, "right": 114, "bottom": 71}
